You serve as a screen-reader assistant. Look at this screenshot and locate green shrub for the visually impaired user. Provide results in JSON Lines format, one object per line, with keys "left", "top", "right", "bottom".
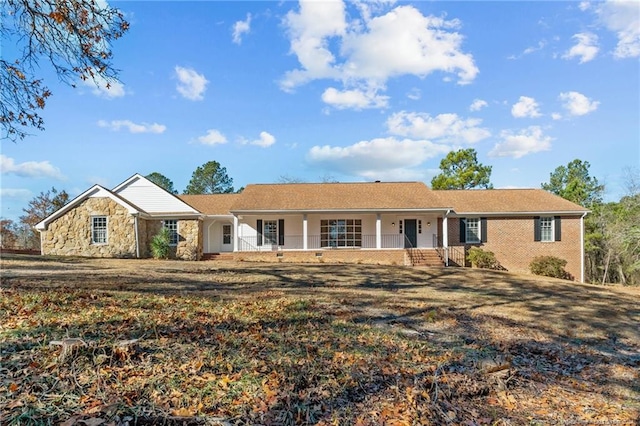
{"left": 529, "top": 256, "right": 571, "bottom": 280}
{"left": 467, "top": 247, "right": 500, "bottom": 269}
{"left": 150, "top": 227, "right": 171, "bottom": 259}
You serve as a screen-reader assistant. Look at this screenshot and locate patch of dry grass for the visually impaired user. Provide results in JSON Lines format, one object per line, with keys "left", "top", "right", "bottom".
{"left": 1, "top": 255, "right": 639, "bottom": 425}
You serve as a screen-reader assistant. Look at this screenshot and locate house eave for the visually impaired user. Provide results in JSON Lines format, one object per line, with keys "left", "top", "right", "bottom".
{"left": 35, "top": 185, "right": 143, "bottom": 231}
{"left": 449, "top": 210, "right": 590, "bottom": 217}
{"left": 230, "top": 208, "right": 452, "bottom": 215}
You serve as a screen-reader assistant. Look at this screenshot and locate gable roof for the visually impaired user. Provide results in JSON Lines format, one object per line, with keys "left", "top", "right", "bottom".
{"left": 113, "top": 174, "right": 200, "bottom": 215}
{"left": 437, "top": 189, "right": 589, "bottom": 215}
{"left": 179, "top": 194, "right": 240, "bottom": 215}
{"left": 35, "top": 185, "right": 144, "bottom": 230}
{"left": 231, "top": 182, "right": 448, "bottom": 212}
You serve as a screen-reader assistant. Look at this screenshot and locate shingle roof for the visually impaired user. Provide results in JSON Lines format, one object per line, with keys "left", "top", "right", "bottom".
{"left": 436, "top": 189, "right": 589, "bottom": 214}
{"left": 178, "top": 194, "right": 241, "bottom": 215}
{"left": 231, "top": 182, "right": 448, "bottom": 212}
{"left": 177, "top": 186, "right": 588, "bottom": 216}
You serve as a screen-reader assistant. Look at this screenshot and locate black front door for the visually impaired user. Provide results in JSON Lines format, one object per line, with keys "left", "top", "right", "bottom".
{"left": 404, "top": 219, "right": 417, "bottom": 248}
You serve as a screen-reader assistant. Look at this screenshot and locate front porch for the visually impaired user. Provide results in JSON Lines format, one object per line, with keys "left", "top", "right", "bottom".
{"left": 236, "top": 233, "right": 411, "bottom": 252}
{"left": 203, "top": 247, "right": 445, "bottom": 267}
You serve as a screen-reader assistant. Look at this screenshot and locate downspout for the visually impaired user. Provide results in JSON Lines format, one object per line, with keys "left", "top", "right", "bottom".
{"left": 134, "top": 214, "right": 140, "bottom": 259}
{"left": 580, "top": 212, "right": 587, "bottom": 283}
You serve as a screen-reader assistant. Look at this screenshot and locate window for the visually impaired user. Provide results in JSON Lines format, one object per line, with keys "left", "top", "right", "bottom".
{"left": 92, "top": 216, "right": 107, "bottom": 244}
{"left": 223, "top": 225, "right": 232, "bottom": 245}
{"left": 466, "top": 218, "right": 480, "bottom": 243}
{"left": 540, "top": 217, "right": 553, "bottom": 242}
{"left": 263, "top": 220, "right": 277, "bottom": 245}
{"left": 164, "top": 220, "right": 178, "bottom": 245}
{"left": 321, "top": 219, "right": 362, "bottom": 248}
{"left": 535, "top": 216, "right": 560, "bottom": 242}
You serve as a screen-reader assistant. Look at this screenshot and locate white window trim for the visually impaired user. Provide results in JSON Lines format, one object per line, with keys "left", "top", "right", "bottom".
{"left": 164, "top": 220, "right": 179, "bottom": 246}
{"left": 91, "top": 216, "right": 108, "bottom": 245}
{"left": 263, "top": 220, "right": 278, "bottom": 245}
{"left": 466, "top": 218, "right": 481, "bottom": 244}
{"left": 540, "top": 216, "right": 554, "bottom": 243}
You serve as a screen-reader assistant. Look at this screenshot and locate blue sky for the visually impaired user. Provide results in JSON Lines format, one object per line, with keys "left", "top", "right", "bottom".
{"left": 2, "top": 0, "right": 639, "bottom": 221}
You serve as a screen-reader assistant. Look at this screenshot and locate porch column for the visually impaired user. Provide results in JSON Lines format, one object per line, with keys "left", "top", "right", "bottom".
{"left": 376, "top": 214, "right": 382, "bottom": 249}
{"left": 302, "top": 214, "right": 308, "bottom": 250}
{"left": 233, "top": 215, "right": 239, "bottom": 252}
{"left": 442, "top": 213, "right": 449, "bottom": 266}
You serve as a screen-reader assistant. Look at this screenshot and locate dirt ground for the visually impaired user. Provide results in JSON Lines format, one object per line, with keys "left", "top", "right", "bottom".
{"left": 1, "top": 254, "right": 639, "bottom": 424}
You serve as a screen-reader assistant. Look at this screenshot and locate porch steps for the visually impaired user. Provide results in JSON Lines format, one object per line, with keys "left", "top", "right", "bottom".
{"left": 407, "top": 249, "right": 444, "bottom": 267}
{"left": 201, "top": 252, "right": 235, "bottom": 261}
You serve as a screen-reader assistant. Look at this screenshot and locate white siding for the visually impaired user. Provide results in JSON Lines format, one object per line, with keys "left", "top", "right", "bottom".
{"left": 114, "top": 175, "right": 198, "bottom": 214}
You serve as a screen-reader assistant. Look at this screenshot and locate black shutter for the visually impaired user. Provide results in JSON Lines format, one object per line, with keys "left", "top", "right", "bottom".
{"left": 459, "top": 218, "right": 466, "bottom": 243}
{"left": 257, "top": 219, "right": 263, "bottom": 246}
{"left": 278, "top": 219, "right": 285, "bottom": 246}
{"left": 481, "top": 217, "right": 487, "bottom": 243}
{"left": 554, "top": 216, "right": 562, "bottom": 241}
{"left": 534, "top": 216, "right": 541, "bottom": 242}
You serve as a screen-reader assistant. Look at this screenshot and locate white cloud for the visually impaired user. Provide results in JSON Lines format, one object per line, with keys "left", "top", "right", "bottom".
{"left": 0, "top": 188, "right": 32, "bottom": 198}
{"left": 559, "top": 91, "right": 599, "bottom": 116}
{"left": 386, "top": 111, "right": 491, "bottom": 144}
{"left": 489, "top": 126, "right": 552, "bottom": 159}
{"left": 232, "top": 13, "right": 252, "bottom": 44}
{"left": 597, "top": 0, "right": 640, "bottom": 58}
{"left": 407, "top": 88, "right": 421, "bottom": 100}
{"left": 579, "top": 1, "right": 591, "bottom": 11}
{"left": 281, "top": 2, "right": 478, "bottom": 109}
{"left": 79, "top": 73, "right": 125, "bottom": 99}
{"left": 280, "top": 0, "right": 347, "bottom": 91}
{"left": 551, "top": 112, "right": 563, "bottom": 120}
{"left": 175, "top": 66, "right": 209, "bottom": 101}
{"left": 246, "top": 131, "right": 276, "bottom": 148}
{"left": 511, "top": 96, "right": 542, "bottom": 118}
{"left": 97, "top": 120, "right": 166, "bottom": 134}
{"left": 563, "top": 32, "right": 599, "bottom": 63}
{"left": 321, "top": 87, "right": 389, "bottom": 109}
{"left": 197, "top": 129, "right": 227, "bottom": 145}
{"left": 507, "top": 40, "right": 546, "bottom": 60}
{"left": 0, "top": 155, "right": 65, "bottom": 179}
{"left": 469, "top": 99, "right": 488, "bottom": 111}
{"left": 307, "top": 137, "right": 451, "bottom": 180}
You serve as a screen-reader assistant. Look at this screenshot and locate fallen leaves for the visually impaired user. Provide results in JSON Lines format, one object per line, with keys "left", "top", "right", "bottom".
{"left": 1, "top": 260, "right": 639, "bottom": 425}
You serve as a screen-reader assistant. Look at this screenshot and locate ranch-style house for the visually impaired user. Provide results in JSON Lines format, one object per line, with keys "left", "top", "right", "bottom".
{"left": 36, "top": 174, "right": 589, "bottom": 281}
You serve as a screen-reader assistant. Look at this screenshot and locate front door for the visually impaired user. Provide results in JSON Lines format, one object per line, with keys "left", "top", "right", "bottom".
{"left": 221, "top": 224, "right": 233, "bottom": 252}
{"left": 404, "top": 219, "right": 417, "bottom": 248}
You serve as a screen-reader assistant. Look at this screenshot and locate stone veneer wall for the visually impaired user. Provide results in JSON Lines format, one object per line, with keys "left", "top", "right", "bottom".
{"left": 144, "top": 219, "right": 202, "bottom": 260}
{"left": 41, "top": 197, "right": 136, "bottom": 257}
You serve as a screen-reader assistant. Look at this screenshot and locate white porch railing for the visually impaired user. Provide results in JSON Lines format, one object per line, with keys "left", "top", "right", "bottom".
{"left": 237, "top": 234, "right": 405, "bottom": 251}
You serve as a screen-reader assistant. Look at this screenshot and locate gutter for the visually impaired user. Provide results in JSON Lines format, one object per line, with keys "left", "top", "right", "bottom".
{"left": 134, "top": 214, "right": 140, "bottom": 259}
{"left": 580, "top": 211, "right": 587, "bottom": 283}
{"left": 230, "top": 208, "right": 453, "bottom": 215}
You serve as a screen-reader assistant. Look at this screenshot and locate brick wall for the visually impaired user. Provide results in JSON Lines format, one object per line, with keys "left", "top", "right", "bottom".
{"left": 446, "top": 216, "right": 583, "bottom": 280}
{"left": 232, "top": 249, "right": 409, "bottom": 266}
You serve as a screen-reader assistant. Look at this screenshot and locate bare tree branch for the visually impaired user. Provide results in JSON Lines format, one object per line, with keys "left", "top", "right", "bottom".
{"left": 1, "top": 0, "right": 129, "bottom": 140}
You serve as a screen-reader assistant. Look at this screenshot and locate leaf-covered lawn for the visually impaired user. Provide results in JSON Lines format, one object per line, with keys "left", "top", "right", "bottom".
{"left": 1, "top": 255, "right": 639, "bottom": 425}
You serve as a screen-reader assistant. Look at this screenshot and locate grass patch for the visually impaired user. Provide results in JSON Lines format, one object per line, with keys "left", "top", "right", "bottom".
{"left": 1, "top": 256, "right": 639, "bottom": 424}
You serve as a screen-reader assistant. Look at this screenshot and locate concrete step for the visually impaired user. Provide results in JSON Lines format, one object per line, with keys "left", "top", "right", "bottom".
{"left": 407, "top": 249, "right": 444, "bottom": 267}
